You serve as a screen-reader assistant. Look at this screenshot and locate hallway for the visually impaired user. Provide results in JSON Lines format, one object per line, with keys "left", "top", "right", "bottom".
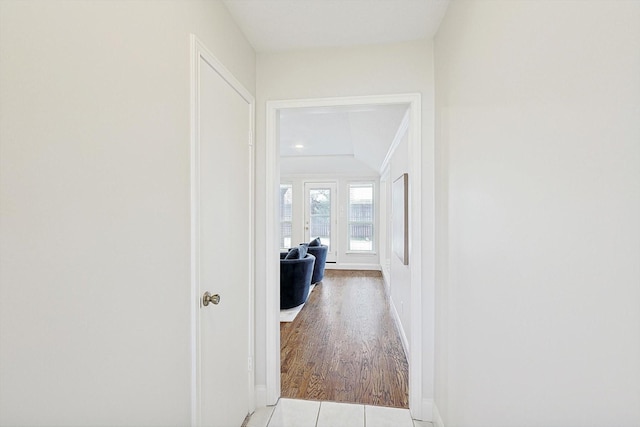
{"left": 280, "top": 270, "right": 409, "bottom": 408}
{"left": 244, "top": 398, "right": 432, "bottom": 427}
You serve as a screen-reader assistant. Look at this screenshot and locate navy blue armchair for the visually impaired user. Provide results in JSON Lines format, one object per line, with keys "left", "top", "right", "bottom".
{"left": 280, "top": 251, "right": 315, "bottom": 309}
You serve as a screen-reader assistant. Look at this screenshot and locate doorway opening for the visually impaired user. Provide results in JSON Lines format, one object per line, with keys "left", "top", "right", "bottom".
{"left": 264, "top": 94, "right": 432, "bottom": 420}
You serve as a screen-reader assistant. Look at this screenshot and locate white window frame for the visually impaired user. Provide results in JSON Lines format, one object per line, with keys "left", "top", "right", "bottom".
{"left": 347, "top": 182, "right": 375, "bottom": 253}
{"left": 279, "top": 183, "right": 293, "bottom": 249}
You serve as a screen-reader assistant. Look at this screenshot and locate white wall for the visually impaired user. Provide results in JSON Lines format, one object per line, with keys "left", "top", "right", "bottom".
{"left": 281, "top": 174, "right": 380, "bottom": 268}
{"left": 254, "top": 40, "right": 436, "bottom": 403}
{"left": 384, "top": 131, "right": 412, "bottom": 352}
{"left": 434, "top": 1, "right": 640, "bottom": 426}
{"left": 0, "top": 1, "right": 255, "bottom": 425}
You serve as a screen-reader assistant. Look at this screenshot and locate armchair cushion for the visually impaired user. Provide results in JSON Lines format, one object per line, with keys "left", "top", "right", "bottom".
{"left": 309, "top": 237, "right": 322, "bottom": 247}
{"left": 306, "top": 244, "right": 328, "bottom": 284}
{"left": 284, "top": 244, "right": 307, "bottom": 260}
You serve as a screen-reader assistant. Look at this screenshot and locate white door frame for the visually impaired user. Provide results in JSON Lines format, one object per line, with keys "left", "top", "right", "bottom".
{"left": 189, "top": 34, "right": 255, "bottom": 426}
{"left": 265, "top": 93, "right": 433, "bottom": 420}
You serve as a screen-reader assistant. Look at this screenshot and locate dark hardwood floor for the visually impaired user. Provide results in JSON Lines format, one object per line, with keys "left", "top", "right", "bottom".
{"left": 280, "top": 269, "right": 409, "bottom": 408}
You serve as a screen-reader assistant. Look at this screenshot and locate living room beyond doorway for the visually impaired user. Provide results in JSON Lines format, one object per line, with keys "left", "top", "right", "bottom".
{"left": 280, "top": 269, "right": 409, "bottom": 408}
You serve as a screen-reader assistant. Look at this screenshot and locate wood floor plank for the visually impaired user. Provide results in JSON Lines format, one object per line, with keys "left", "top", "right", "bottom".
{"left": 280, "top": 270, "right": 409, "bottom": 408}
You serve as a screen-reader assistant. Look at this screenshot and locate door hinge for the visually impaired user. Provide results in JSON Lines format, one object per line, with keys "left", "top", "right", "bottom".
{"left": 248, "top": 357, "right": 253, "bottom": 372}
{"left": 248, "top": 130, "right": 253, "bottom": 147}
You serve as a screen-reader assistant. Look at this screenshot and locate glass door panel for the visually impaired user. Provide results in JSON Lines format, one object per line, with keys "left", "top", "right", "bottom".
{"left": 304, "top": 182, "right": 337, "bottom": 262}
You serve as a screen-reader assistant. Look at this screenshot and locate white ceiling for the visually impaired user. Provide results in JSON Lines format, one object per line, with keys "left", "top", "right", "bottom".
{"left": 223, "top": 0, "right": 450, "bottom": 53}
{"left": 279, "top": 104, "right": 409, "bottom": 175}
{"left": 223, "top": 0, "right": 447, "bottom": 177}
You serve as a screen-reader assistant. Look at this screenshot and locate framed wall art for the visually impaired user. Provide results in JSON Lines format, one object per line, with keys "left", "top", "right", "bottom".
{"left": 392, "top": 173, "right": 409, "bottom": 265}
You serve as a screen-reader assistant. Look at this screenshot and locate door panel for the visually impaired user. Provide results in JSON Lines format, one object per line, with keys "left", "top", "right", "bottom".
{"left": 304, "top": 183, "right": 337, "bottom": 262}
{"left": 197, "top": 51, "right": 251, "bottom": 426}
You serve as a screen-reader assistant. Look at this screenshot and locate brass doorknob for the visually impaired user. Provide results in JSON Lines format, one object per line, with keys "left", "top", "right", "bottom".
{"left": 202, "top": 291, "right": 220, "bottom": 306}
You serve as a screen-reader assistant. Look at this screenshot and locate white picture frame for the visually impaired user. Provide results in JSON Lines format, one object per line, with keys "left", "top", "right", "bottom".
{"left": 392, "top": 173, "right": 409, "bottom": 265}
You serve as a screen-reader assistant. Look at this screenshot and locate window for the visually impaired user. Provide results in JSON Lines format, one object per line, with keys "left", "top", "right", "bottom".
{"left": 280, "top": 184, "right": 292, "bottom": 249}
{"left": 348, "top": 183, "right": 374, "bottom": 251}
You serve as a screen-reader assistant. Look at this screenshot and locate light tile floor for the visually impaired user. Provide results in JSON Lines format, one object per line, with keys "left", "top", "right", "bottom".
{"left": 245, "top": 398, "right": 434, "bottom": 427}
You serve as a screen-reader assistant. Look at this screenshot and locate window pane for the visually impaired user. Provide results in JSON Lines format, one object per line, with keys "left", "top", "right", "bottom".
{"left": 349, "top": 184, "right": 374, "bottom": 251}
{"left": 280, "top": 184, "right": 292, "bottom": 248}
{"left": 309, "top": 188, "right": 331, "bottom": 249}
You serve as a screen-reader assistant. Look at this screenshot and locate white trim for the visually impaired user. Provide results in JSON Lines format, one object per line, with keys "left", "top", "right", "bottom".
{"left": 247, "top": 87, "right": 256, "bottom": 416}
{"left": 383, "top": 268, "right": 410, "bottom": 400}
{"left": 189, "top": 34, "right": 256, "bottom": 426}
{"left": 344, "top": 251, "right": 378, "bottom": 255}
{"left": 433, "top": 403, "right": 445, "bottom": 427}
{"left": 254, "top": 385, "right": 268, "bottom": 408}
{"left": 265, "top": 100, "right": 281, "bottom": 405}
{"left": 325, "top": 263, "right": 382, "bottom": 271}
{"left": 389, "top": 296, "right": 410, "bottom": 361}
{"left": 189, "top": 35, "right": 200, "bottom": 427}
{"left": 191, "top": 37, "right": 253, "bottom": 103}
{"left": 381, "top": 264, "right": 391, "bottom": 293}
{"left": 421, "top": 399, "right": 434, "bottom": 424}
{"left": 264, "top": 93, "right": 425, "bottom": 418}
{"left": 407, "top": 94, "right": 424, "bottom": 421}
{"left": 280, "top": 153, "right": 357, "bottom": 159}
{"left": 379, "top": 108, "right": 410, "bottom": 174}
{"left": 282, "top": 172, "right": 380, "bottom": 179}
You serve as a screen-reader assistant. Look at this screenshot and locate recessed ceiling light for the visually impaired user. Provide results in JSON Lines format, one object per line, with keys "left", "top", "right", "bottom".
{"left": 294, "top": 144, "right": 304, "bottom": 149}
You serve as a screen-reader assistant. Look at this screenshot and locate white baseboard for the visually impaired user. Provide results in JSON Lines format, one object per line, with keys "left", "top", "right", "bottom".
{"left": 381, "top": 266, "right": 390, "bottom": 293}
{"left": 325, "top": 263, "right": 381, "bottom": 271}
{"left": 255, "top": 385, "right": 267, "bottom": 408}
{"left": 420, "top": 398, "right": 433, "bottom": 423}
{"left": 389, "top": 298, "right": 410, "bottom": 362}
{"left": 432, "top": 402, "right": 445, "bottom": 427}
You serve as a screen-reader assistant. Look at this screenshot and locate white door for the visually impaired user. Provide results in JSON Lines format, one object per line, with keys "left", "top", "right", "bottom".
{"left": 304, "top": 182, "right": 337, "bottom": 262}
{"left": 192, "top": 37, "right": 254, "bottom": 427}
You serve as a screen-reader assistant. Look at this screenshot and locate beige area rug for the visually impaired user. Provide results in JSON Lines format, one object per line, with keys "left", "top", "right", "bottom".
{"left": 279, "top": 284, "right": 315, "bottom": 322}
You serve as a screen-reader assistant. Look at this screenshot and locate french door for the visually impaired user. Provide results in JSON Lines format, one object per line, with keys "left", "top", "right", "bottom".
{"left": 304, "top": 182, "right": 337, "bottom": 262}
